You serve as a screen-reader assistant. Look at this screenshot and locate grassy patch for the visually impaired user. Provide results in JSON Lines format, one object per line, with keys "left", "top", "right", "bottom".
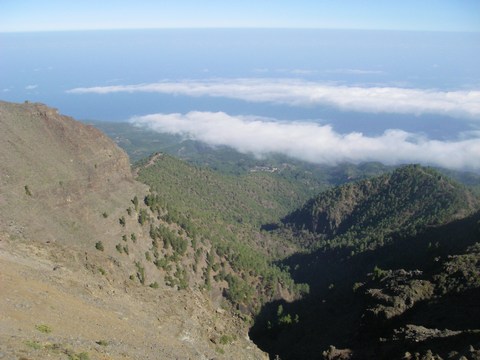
{"left": 35, "top": 324, "right": 52, "bottom": 334}
{"left": 219, "top": 334, "right": 235, "bottom": 345}
{"left": 24, "top": 340, "right": 42, "bottom": 350}
{"left": 65, "top": 349, "right": 90, "bottom": 360}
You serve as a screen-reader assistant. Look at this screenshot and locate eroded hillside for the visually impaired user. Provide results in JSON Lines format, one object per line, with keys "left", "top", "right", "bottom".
{"left": 0, "top": 101, "right": 266, "bottom": 360}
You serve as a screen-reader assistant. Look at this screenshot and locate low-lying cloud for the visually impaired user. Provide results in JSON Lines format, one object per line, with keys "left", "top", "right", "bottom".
{"left": 68, "top": 78, "right": 480, "bottom": 119}
{"left": 131, "top": 111, "right": 480, "bottom": 171}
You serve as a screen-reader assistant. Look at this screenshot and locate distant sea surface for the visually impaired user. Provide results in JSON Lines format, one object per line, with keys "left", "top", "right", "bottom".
{"left": 1, "top": 29, "right": 479, "bottom": 137}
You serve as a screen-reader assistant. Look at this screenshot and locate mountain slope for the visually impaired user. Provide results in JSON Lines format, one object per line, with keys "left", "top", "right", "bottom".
{"left": 135, "top": 153, "right": 311, "bottom": 312}
{"left": 251, "top": 167, "right": 480, "bottom": 359}
{"left": 0, "top": 100, "right": 142, "bottom": 247}
{"left": 0, "top": 101, "right": 266, "bottom": 359}
{"left": 280, "top": 165, "right": 478, "bottom": 251}
{"left": 252, "top": 210, "right": 480, "bottom": 359}
{"left": 4, "top": 100, "right": 478, "bottom": 359}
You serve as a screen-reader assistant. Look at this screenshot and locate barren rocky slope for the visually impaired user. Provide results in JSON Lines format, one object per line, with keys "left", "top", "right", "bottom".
{"left": 0, "top": 101, "right": 266, "bottom": 360}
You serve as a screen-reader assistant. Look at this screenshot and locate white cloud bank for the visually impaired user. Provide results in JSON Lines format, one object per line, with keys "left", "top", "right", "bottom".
{"left": 131, "top": 111, "right": 480, "bottom": 171}
{"left": 68, "top": 79, "right": 480, "bottom": 119}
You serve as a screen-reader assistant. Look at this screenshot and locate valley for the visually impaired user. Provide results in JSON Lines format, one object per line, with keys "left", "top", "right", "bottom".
{"left": 1, "top": 101, "right": 479, "bottom": 359}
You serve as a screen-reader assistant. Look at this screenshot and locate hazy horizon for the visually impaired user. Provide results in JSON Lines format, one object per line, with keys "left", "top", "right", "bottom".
{"left": 2, "top": 1, "right": 479, "bottom": 32}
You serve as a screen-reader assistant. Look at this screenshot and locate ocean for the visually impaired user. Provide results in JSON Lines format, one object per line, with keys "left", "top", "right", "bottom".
{"left": 1, "top": 29, "right": 479, "bottom": 139}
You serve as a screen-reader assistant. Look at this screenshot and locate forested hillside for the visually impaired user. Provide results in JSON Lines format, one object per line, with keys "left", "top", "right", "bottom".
{"left": 135, "top": 153, "right": 314, "bottom": 313}
{"left": 279, "top": 165, "right": 478, "bottom": 252}
{"left": 251, "top": 166, "right": 480, "bottom": 359}
{"left": 132, "top": 153, "right": 480, "bottom": 359}
{"left": 93, "top": 122, "right": 480, "bottom": 359}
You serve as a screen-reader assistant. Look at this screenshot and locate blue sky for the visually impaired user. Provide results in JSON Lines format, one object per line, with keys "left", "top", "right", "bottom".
{"left": 1, "top": 0, "right": 479, "bottom": 32}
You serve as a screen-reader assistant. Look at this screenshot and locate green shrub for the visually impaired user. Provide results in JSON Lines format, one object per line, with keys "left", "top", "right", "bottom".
{"left": 132, "top": 195, "right": 139, "bottom": 211}
{"left": 149, "top": 281, "right": 159, "bottom": 289}
{"left": 352, "top": 282, "right": 363, "bottom": 292}
{"left": 372, "top": 265, "right": 387, "bottom": 280}
{"left": 95, "top": 241, "right": 104, "bottom": 251}
{"left": 115, "top": 244, "right": 123, "bottom": 253}
{"left": 138, "top": 208, "right": 149, "bottom": 225}
{"left": 35, "top": 324, "right": 52, "bottom": 334}
{"left": 135, "top": 261, "right": 146, "bottom": 284}
{"left": 68, "top": 351, "right": 90, "bottom": 360}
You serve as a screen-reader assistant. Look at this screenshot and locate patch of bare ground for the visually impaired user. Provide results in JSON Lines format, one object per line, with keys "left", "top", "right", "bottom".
{"left": 0, "top": 234, "right": 266, "bottom": 360}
